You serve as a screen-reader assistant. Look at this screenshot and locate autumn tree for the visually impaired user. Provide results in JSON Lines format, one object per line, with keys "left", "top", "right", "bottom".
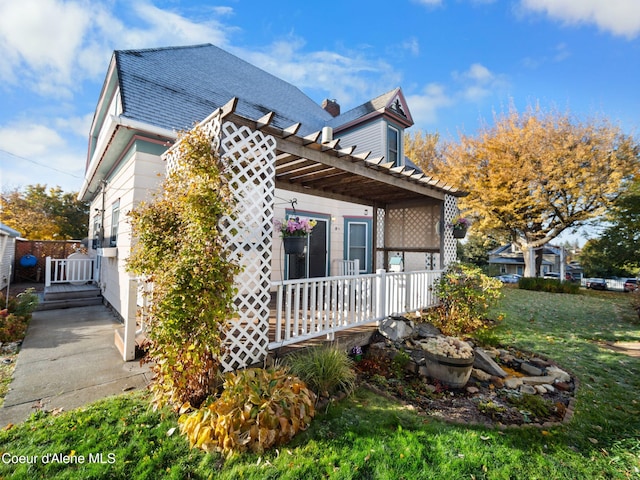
{"left": 0, "top": 184, "right": 89, "bottom": 240}
{"left": 408, "top": 106, "right": 639, "bottom": 277}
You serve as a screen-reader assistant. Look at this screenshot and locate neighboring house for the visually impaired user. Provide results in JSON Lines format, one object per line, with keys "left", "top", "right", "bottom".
{"left": 79, "top": 44, "right": 464, "bottom": 366}
{"left": 488, "top": 244, "right": 568, "bottom": 276}
{"left": 0, "top": 222, "right": 21, "bottom": 290}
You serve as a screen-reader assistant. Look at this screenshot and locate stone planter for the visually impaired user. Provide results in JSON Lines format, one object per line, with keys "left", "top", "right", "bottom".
{"left": 282, "top": 236, "right": 306, "bottom": 255}
{"left": 422, "top": 350, "right": 475, "bottom": 388}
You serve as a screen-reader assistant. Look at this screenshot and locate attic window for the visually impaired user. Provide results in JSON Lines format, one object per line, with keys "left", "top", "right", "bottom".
{"left": 388, "top": 125, "right": 399, "bottom": 166}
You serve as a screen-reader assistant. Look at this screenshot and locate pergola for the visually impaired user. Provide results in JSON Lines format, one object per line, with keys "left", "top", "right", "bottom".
{"left": 163, "top": 98, "right": 466, "bottom": 370}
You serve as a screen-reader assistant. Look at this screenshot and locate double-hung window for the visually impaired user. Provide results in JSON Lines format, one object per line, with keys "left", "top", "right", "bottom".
{"left": 110, "top": 200, "right": 120, "bottom": 247}
{"left": 387, "top": 125, "right": 400, "bottom": 166}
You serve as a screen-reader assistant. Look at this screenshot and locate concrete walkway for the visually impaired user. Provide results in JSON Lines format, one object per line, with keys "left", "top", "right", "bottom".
{"left": 0, "top": 304, "right": 151, "bottom": 426}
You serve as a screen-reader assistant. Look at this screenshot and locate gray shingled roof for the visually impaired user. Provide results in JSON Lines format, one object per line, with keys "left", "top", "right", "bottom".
{"left": 115, "top": 44, "right": 334, "bottom": 136}
{"left": 327, "top": 88, "right": 401, "bottom": 128}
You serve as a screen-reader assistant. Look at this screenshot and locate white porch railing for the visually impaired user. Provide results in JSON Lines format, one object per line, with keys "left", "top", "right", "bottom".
{"left": 269, "top": 269, "right": 443, "bottom": 349}
{"left": 45, "top": 256, "right": 95, "bottom": 287}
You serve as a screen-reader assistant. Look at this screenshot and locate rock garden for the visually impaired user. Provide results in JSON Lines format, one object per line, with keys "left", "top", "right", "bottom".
{"left": 353, "top": 315, "right": 576, "bottom": 428}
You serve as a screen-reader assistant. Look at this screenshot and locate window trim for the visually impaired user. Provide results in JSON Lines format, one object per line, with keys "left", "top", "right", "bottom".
{"left": 344, "top": 218, "right": 372, "bottom": 274}
{"left": 387, "top": 125, "right": 400, "bottom": 166}
{"left": 109, "top": 200, "right": 120, "bottom": 247}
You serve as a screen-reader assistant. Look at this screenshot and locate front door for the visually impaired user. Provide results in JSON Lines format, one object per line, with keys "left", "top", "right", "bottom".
{"left": 288, "top": 218, "right": 328, "bottom": 279}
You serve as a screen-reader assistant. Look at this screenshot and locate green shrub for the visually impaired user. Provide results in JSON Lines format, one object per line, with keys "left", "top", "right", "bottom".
{"left": 284, "top": 345, "right": 356, "bottom": 398}
{"left": 127, "top": 126, "right": 241, "bottom": 410}
{"left": 518, "top": 277, "right": 580, "bottom": 294}
{"left": 178, "top": 368, "right": 315, "bottom": 455}
{"left": 423, "top": 263, "right": 502, "bottom": 336}
{"left": 0, "top": 288, "right": 39, "bottom": 343}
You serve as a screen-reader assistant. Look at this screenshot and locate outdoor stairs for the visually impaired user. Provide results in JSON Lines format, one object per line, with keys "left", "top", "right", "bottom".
{"left": 37, "top": 284, "right": 103, "bottom": 310}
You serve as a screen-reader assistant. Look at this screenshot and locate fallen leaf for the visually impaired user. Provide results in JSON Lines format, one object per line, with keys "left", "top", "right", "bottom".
{"left": 167, "top": 427, "right": 176, "bottom": 437}
{"left": 588, "top": 437, "right": 598, "bottom": 444}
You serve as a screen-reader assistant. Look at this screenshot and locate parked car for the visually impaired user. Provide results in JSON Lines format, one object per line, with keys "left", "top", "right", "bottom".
{"left": 543, "top": 272, "right": 560, "bottom": 279}
{"left": 496, "top": 274, "right": 521, "bottom": 284}
{"left": 624, "top": 279, "right": 638, "bottom": 293}
{"left": 586, "top": 278, "right": 607, "bottom": 290}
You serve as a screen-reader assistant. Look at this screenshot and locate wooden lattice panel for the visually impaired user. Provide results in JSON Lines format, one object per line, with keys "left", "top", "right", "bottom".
{"left": 384, "top": 205, "right": 440, "bottom": 249}
{"left": 216, "top": 120, "right": 276, "bottom": 371}
{"left": 443, "top": 194, "right": 458, "bottom": 266}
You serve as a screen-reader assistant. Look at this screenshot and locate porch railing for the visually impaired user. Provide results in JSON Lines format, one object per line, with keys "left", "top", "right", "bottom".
{"left": 270, "top": 269, "right": 443, "bottom": 349}
{"left": 45, "top": 256, "right": 95, "bottom": 287}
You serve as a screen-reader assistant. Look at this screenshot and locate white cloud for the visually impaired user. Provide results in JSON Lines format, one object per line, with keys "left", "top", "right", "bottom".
{"left": 0, "top": 121, "right": 86, "bottom": 191}
{"left": 520, "top": 0, "right": 640, "bottom": 38}
{"left": 0, "top": 0, "right": 235, "bottom": 98}
{"left": 238, "top": 38, "right": 400, "bottom": 108}
{"left": 406, "top": 83, "right": 454, "bottom": 125}
{"left": 414, "top": 0, "right": 443, "bottom": 5}
{"left": 407, "top": 63, "right": 509, "bottom": 126}
{"left": 402, "top": 37, "right": 421, "bottom": 56}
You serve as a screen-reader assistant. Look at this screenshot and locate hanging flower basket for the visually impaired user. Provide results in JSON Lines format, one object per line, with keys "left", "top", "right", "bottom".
{"left": 275, "top": 217, "right": 316, "bottom": 254}
{"left": 453, "top": 226, "right": 468, "bottom": 239}
{"left": 283, "top": 236, "right": 306, "bottom": 255}
{"left": 449, "top": 216, "right": 470, "bottom": 238}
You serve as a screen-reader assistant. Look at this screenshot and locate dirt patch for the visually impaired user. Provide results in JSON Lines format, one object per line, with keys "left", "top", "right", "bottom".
{"left": 596, "top": 341, "right": 640, "bottom": 358}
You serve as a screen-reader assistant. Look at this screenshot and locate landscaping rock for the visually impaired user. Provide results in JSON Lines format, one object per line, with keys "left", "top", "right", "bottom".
{"left": 471, "top": 368, "right": 492, "bottom": 382}
{"left": 504, "top": 377, "right": 523, "bottom": 389}
{"left": 474, "top": 347, "right": 508, "bottom": 378}
{"left": 520, "top": 362, "right": 544, "bottom": 376}
{"left": 521, "top": 375, "right": 557, "bottom": 386}
{"left": 520, "top": 384, "right": 537, "bottom": 395}
{"left": 546, "top": 365, "right": 571, "bottom": 383}
{"left": 466, "top": 386, "right": 480, "bottom": 394}
{"left": 414, "top": 323, "right": 440, "bottom": 338}
{"left": 534, "top": 385, "right": 548, "bottom": 394}
{"left": 529, "top": 357, "right": 552, "bottom": 368}
{"left": 379, "top": 317, "right": 413, "bottom": 342}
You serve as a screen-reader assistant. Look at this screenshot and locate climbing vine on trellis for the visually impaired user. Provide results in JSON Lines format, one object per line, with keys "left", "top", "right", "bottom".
{"left": 127, "top": 125, "right": 241, "bottom": 410}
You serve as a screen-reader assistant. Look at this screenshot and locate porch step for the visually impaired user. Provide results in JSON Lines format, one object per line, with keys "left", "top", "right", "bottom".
{"left": 36, "top": 296, "right": 104, "bottom": 311}
{"left": 43, "top": 285, "right": 102, "bottom": 302}
{"left": 37, "top": 284, "right": 103, "bottom": 310}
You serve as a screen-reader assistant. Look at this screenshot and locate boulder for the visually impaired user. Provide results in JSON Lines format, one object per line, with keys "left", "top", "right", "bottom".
{"left": 504, "top": 377, "right": 523, "bottom": 389}
{"left": 520, "top": 375, "right": 557, "bottom": 386}
{"left": 520, "top": 363, "right": 544, "bottom": 376}
{"left": 546, "top": 365, "right": 571, "bottom": 383}
{"left": 379, "top": 317, "right": 413, "bottom": 342}
{"left": 473, "top": 348, "right": 508, "bottom": 378}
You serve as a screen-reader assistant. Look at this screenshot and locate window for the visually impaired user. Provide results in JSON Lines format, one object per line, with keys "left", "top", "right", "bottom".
{"left": 92, "top": 216, "right": 101, "bottom": 249}
{"left": 344, "top": 219, "right": 371, "bottom": 273}
{"left": 387, "top": 125, "right": 399, "bottom": 166}
{"left": 110, "top": 200, "right": 120, "bottom": 247}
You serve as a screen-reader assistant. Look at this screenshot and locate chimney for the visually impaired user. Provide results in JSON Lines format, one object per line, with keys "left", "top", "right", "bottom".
{"left": 322, "top": 98, "right": 340, "bottom": 117}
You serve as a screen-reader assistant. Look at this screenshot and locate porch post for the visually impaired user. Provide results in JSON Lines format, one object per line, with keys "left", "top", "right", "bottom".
{"left": 122, "top": 276, "right": 138, "bottom": 361}
{"left": 45, "top": 256, "right": 51, "bottom": 288}
{"left": 376, "top": 268, "right": 387, "bottom": 319}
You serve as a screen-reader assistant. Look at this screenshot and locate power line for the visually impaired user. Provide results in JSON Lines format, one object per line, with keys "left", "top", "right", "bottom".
{"left": 0, "top": 148, "right": 83, "bottom": 179}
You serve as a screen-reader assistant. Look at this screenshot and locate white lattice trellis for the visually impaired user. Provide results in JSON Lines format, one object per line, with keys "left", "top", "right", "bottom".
{"left": 443, "top": 194, "right": 459, "bottom": 267}
{"left": 216, "top": 120, "right": 276, "bottom": 371}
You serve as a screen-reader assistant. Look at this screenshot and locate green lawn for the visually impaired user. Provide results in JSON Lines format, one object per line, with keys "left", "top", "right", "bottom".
{"left": 1, "top": 288, "right": 639, "bottom": 479}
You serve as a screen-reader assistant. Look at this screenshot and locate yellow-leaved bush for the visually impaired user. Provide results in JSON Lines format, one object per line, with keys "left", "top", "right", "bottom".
{"left": 178, "top": 368, "right": 316, "bottom": 455}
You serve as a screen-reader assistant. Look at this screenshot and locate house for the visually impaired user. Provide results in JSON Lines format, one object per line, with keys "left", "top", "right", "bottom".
{"left": 0, "top": 222, "right": 21, "bottom": 290}
{"left": 488, "top": 244, "right": 574, "bottom": 277}
{"left": 79, "top": 44, "right": 464, "bottom": 367}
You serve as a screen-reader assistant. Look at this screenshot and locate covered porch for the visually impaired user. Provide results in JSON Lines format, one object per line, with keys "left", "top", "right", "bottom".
{"left": 129, "top": 98, "right": 465, "bottom": 368}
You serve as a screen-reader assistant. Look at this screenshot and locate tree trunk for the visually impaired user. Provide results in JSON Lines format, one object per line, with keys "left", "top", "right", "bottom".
{"left": 519, "top": 243, "right": 543, "bottom": 277}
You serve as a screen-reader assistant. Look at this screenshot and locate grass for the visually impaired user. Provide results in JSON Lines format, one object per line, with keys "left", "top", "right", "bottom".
{"left": 1, "top": 288, "right": 639, "bottom": 479}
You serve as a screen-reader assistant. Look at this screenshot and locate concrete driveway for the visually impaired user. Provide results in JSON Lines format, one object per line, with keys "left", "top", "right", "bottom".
{"left": 0, "top": 304, "right": 151, "bottom": 426}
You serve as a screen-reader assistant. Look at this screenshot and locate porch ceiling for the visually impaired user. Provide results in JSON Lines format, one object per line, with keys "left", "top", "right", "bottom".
{"left": 219, "top": 99, "right": 465, "bottom": 207}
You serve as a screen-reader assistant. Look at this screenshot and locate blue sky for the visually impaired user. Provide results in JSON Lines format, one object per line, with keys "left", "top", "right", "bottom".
{"left": 1, "top": 0, "right": 639, "bottom": 207}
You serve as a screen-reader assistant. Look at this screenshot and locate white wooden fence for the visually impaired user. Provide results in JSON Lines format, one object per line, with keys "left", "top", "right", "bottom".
{"left": 270, "top": 269, "right": 442, "bottom": 349}
{"left": 45, "top": 256, "right": 95, "bottom": 287}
